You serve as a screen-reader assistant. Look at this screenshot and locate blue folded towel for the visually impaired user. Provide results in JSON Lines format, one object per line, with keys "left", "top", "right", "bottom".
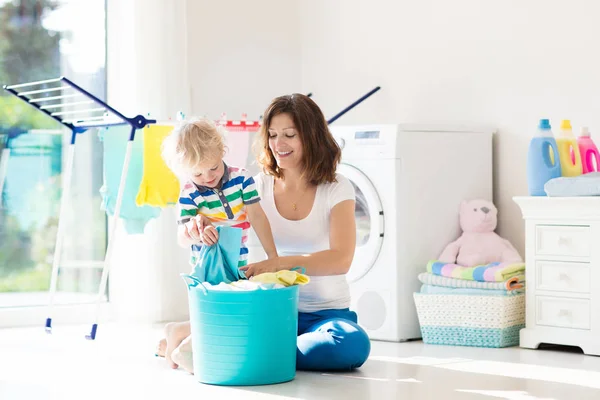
{"left": 420, "top": 284, "right": 524, "bottom": 296}
{"left": 544, "top": 172, "right": 600, "bottom": 197}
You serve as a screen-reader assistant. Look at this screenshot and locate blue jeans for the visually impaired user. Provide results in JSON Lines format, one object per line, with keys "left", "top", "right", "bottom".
{"left": 296, "top": 308, "right": 371, "bottom": 371}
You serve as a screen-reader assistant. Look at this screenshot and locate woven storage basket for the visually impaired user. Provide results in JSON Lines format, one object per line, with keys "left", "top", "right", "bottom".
{"left": 413, "top": 292, "right": 525, "bottom": 348}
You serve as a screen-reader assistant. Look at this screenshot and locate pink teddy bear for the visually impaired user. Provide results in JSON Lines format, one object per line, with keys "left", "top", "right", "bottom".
{"left": 438, "top": 199, "right": 522, "bottom": 267}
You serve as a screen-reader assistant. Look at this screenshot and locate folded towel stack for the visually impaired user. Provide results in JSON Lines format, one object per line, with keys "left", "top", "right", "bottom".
{"left": 420, "top": 260, "right": 526, "bottom": 295}
{"left": 413, "top": 260, "right": 526, "bottom": 348}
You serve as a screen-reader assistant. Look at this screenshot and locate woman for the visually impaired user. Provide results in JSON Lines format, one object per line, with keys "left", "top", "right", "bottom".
{"left": 241, "top": 93, "right": 371, "bottom": 371}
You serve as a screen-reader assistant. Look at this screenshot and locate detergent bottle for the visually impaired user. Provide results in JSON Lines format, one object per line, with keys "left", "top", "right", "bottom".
{"left": 576, "top": 127, "right": 600, "bottom": 174}
{"left": 555, "top": 119, "right": 583, "bottom": 177}
{"left": 527, "top": 119, "right": 561, "bottom": 196}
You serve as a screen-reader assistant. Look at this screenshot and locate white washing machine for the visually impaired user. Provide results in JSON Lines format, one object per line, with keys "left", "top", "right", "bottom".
{"left": 247, "top": 124, "right": 493, "bottom": 342}
{"left": 330, "top": 124, "right": 493, "bottom": 342}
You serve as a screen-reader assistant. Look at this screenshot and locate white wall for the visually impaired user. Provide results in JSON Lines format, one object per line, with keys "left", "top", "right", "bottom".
{"left": 186, "top": 0, "right": 302, "bottom": 175}
{"left": 299, "top": 0, "right": 600, "bottom": 255}
{"left": 186, "top": 0, "right": 302, "bottom": 121}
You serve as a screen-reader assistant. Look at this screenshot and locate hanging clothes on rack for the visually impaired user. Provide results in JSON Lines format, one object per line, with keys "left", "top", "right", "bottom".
{"left": 99, "top": 125, "right": 161, "bottom": 234}
{"left": 221, "top": 119, "right": 260, "bottom": 171}
{"left": 135, "top": 124, "right": 180, "bottom": 207}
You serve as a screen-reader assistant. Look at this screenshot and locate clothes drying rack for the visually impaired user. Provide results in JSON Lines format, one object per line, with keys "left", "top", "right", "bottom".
{"left": 2, "top": 78, "right": 380, "bottom": 340}
{"left": 2, "top": 76, "right": 156, "bottom": 340}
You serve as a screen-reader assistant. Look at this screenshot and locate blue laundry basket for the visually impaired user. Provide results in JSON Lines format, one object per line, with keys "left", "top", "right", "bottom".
{"left": 182, "top": 274, "right": 299, "bottom": 386}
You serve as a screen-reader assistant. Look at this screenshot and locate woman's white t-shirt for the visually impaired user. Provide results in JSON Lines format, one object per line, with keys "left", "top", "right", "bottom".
{"left": 254, "top": 172, "right": 355, "bottom": 313}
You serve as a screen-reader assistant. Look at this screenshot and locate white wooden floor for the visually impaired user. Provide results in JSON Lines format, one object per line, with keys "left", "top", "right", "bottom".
{"left": 1, "top": 323, "right": 600, "bottom": 399}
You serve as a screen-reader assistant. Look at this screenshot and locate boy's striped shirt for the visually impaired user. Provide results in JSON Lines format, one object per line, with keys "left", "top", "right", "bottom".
{"left": 177, "top": 163, "right": 260, "bottom": 268}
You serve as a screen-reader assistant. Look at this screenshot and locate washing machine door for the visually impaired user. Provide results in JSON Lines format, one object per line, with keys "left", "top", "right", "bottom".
{"left": 337, "top": 163, "right": 384, "bottom": 283}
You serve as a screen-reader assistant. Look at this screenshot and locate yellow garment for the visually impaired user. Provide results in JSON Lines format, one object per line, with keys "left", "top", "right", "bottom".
{"left": 136, "top": 125, "right": 180, "bottom": 207}
{"left": 251, "top": 270, "right": 310, "bottom": 287}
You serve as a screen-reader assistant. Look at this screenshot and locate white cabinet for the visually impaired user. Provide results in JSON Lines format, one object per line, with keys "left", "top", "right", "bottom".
{"left": 514, "top": 196, "right": 600, "bottom": 355}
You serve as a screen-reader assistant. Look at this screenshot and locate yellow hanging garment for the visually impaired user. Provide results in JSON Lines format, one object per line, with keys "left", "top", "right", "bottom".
{"left": 250, "top": 270, "right": 310, "bottom": 287}
{"left": 136, "top": 125, "right": 180, "bottom": 207}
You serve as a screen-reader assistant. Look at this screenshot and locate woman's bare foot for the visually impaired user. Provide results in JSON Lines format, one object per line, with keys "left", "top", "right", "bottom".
{"left": 155, "top": 338, "right": 167, "bottom": 357}
{"left": 165, "top": 321, "right": 191, "bottom": 369}
{"left": 172, "top": 335, "right": 194, "bottom": 374}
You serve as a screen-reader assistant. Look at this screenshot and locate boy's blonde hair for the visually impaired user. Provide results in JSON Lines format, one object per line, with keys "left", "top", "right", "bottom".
{"left": 162, "top": 117, "right": 227, "bottom": 176}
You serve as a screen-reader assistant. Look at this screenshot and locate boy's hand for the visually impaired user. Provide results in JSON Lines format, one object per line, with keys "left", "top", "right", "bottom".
{"left": 183, "top": 215, "right": 217, "bottom": 244}
{"left": 201, "top": 225, "right": 219, "bottom": 246}
{"left": 192, "top": 215, "right": 218, "bottom": 246}
{"left": 184, "top": 220, "right": 201, "bottom": 242}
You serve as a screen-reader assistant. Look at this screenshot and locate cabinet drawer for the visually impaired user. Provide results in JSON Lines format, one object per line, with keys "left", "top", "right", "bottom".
{"left": 535, "top": 225, "right": 591, "bottom": 258}
{"left": 536, "top": 261, "right": 590, "bottom": 294}
{"left": 536, "top": 296, "right": 590, "bottom": 330}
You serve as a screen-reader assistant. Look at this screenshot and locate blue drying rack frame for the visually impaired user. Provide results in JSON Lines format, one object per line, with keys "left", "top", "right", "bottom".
{"left": 257, "top": 87, "right": 380, "bottom": 125}
{"left": 2, "top": 76, "right": 156, "bottom": 340}
{"left": 327, "top": 86, "right": 380, "bottom": 124}
{"left": 3, "top": 76, "right": 155, "bottom": 138}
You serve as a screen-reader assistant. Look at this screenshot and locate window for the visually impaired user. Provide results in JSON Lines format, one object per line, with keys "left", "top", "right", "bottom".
{"left": 0, "top": 0, "right": 107, "bottom": 320}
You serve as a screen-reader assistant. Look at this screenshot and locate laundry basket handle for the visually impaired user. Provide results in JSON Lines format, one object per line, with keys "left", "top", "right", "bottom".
{"left": 291, "top": 266, "right": 306, "bottom": 275}
{"left": 181, "top": 273, "right": 208, "bottom": 295}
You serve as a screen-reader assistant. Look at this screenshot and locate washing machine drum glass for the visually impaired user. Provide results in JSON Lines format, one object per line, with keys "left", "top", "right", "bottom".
{"left": 354, "top": 182, "right": 371, "bottom": 246}
{"left": 337, "top": 164, "right": 384, "bottom": 283}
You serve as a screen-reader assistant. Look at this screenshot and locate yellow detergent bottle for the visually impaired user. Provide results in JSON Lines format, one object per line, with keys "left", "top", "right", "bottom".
{"left": 556, "top": 119, "right": 583, "bottom": 176}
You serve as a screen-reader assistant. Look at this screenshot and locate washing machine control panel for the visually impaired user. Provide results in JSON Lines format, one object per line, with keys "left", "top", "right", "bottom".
{"left": 354, "top": 130, "right": 380, "bottom": 140}
{"left": 330, "top": 124, "right": 398, "bottom": 159}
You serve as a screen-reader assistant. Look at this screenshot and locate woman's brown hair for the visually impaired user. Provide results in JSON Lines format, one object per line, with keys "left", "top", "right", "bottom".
{"left": 255, "top": 94, "right": 341, "bottom": 185}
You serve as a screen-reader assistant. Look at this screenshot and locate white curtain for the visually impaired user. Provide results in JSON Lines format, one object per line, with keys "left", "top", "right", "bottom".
{"left": 105, "top": 0, "right": 191, "bottom": 324}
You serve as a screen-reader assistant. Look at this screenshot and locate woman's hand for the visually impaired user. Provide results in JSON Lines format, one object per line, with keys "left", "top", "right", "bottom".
{"left": 240, "top": 257, "right": 281, "bottom": 278}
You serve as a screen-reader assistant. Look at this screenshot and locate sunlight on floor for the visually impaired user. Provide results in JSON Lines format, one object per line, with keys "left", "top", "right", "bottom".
{"left": 456, "top": 389, "right": 555, "bottom": 400}
{"left": 369, "top": 355, "right": 472, "bottom": 366}
{"left": 439, "top": 360, "right": 600, "bottom": 390}
{"left": 321, "top": 373, "right": 422, "bottom": 384}
{"left": 369, "top": 354, "right": 600, "bottom": 390}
